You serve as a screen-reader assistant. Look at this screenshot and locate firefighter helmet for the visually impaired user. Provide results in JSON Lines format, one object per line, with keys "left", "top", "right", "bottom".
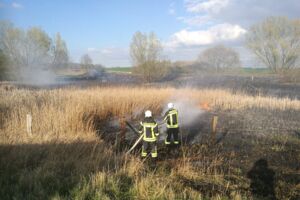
{"left": 168, "top": 102, "right": 174, "bottom": 109}
{"left": 145, "top": 110, "right": 152, "bottom": 117}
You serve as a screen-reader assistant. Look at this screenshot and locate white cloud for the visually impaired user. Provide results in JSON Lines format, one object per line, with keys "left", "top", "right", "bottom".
{"left": 12, "top": 2, "right": 23, "bottom": 9}
{"left": 180, "top": 0, "right": 231, "bottom": 27}
{"left": 185, "top": 0, "right": 230, "bottom": 14}
{"left": 177, "top": 15, "right": 213, "bottom": 26}
{"left": 184, "top": 0, "right": 300, "bottom": 28}
{"left": 166, "top": 23, "right": 246, "bottom": 48}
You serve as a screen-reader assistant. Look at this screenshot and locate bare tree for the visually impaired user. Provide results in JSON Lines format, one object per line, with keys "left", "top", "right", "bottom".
{"left": 0, "top": 21, "right": 70, "bottom": 81}
{"left": 0, "top": 24, "right": 52, "bottom": 74}
{"left": 80, "top": 54, "right": 93, "bottom": 70}
{"left": 130, "top": 31, "right": 169, "bottom": 82}
{"left": 26, "top": 27, "right": 52, "bottom": 66}
{"left": 246, "top": 16, "right": 300, "bottom": 73}
{"left": 198, "top": 45, "right": 241, "bottom": 71}
{"left": 52, "top": 32, "right": 69, "bottom": 68}
{"left": 130, "top": 32, "right": 147, "bottom": 68}
{"left": 0, "top": 21, "right": 22, "bottom": 72}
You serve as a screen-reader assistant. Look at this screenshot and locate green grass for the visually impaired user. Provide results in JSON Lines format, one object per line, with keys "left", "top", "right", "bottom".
{"left": 105, "top": 67, "right": 132, "bottom": 73}
{"left": 54, "top": 68, "right": 89, "bottom": 76}
{"left": 241, "top": 67, "right": 271, "bottom": 74}
{"left": 105, "top": 66, "right": 272, "bottom": 76}
{"left": 203, "top": 67, "right": 274, "bottom": 77}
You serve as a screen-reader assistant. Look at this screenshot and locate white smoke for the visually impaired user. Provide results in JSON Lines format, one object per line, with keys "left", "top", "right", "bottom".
{"left": 161, "top": 98, "right": 204, "bottom": 127}
{"left": 19, "top": 67, "right": 57, "bottom": 85}
{"left": 159, "top": 98, "right": 205, "bottom": 142}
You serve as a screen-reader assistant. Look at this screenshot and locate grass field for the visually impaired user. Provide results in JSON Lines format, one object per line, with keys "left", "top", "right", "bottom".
{"left": 1, "top": 84, "right": 299, "bottom": 199}
{"left": 104, "top": 67, "right": 270, "bottom": 75}
{"left": 105, "top": 67, "right": 132, "bottom": 73}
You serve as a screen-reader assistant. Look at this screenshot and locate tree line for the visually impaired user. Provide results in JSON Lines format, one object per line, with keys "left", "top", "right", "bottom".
{"left": 0, "top": 21, "right": 69, "bottom": 80}
{"left": 0, "top": 21, "right": 97, "bottom": 81}
{"left": 1, "top": 16, "right": 300, "bottom": 82}
{"left": 130, "top": 16, "right": 300, "bottom": 82}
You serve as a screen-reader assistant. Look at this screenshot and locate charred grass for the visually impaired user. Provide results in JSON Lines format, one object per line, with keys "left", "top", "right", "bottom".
{"left": 0, "top": 85, "right": 300, "bottom": 199}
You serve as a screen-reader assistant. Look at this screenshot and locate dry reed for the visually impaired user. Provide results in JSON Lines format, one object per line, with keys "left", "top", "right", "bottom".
{"left": 1, "top": 85, "right": 300, "bottom": 144}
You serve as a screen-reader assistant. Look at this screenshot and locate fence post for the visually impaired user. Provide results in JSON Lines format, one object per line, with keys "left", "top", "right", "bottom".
{"left": 26, "top": 114, "right": 32, "bottom": 136}
{"left": 211, "top": 115, "right": 218, "bottom": 143}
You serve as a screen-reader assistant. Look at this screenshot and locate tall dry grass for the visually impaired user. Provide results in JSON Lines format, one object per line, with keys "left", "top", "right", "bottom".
{"left": 1, "top": 85, "right": 300, "bottom": 144}
{"left": 1, "top": 85, "right": 300, "bottom": 199}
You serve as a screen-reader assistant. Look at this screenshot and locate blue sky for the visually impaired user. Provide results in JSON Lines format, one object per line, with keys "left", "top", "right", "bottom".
{"left": 1, "top": 0, "right": 300, "bottom": 67}
{"left": 1, "top": 1, "right": 183, "bottom": 47}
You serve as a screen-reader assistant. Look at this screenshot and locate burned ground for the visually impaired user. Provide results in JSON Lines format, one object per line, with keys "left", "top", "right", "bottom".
{"left": 94, "top": 105, "right": 300, "bottom": 199}
{"left": 5, "top": 72, "right": 300, "bottom": 100}
{"left": 170, "top": 74, "right": 300, "bottom": 99}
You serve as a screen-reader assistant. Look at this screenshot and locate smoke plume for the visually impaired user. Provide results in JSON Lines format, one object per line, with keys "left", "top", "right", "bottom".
{"left": 162, "top": 98, "right": 204, "bottom": 127}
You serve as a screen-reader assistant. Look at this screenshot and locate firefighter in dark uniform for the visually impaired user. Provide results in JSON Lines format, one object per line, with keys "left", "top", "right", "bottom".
{"left": 163, "top": 102, "right": 179, "bottom": 145}
{"left": 139, "top": 110, "right": 159, "bottom": 158}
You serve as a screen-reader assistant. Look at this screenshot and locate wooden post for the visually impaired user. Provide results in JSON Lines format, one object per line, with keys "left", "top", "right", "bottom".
{"left": 26, "top": 114, "right": 32, "bottom": 136}
{"left": 211, "top": 115, "right": 218, "bottom": 143}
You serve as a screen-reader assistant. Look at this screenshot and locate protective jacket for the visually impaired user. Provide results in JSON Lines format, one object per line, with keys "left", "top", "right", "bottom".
{"left": 164, "top": 108, "right": 179, "bottom": 128}
{"left": 139, "top": 117, "right": 159, "bottom": 142}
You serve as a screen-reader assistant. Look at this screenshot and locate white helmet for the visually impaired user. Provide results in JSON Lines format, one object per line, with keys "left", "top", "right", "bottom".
{"left": 145, "top": 110, "right": 152, "bottom": 117}
{"left": 168, "top": 102, "right": 174, "bottom": 109}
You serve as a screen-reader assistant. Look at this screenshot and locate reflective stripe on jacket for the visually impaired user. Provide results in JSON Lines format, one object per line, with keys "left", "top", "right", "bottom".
{"left": 139, "top": 118, "right": 159, "bottom": 142}
{"left": 164, "top": 109, "right": 179, "bottom": 128}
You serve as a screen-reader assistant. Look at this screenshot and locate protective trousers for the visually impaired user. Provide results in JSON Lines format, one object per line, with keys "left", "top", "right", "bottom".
{"left": 142, "top": 141, "right": 157, "bottom": 158}
{"left": 165, "top": 127, "right": 179, "bottom": 145}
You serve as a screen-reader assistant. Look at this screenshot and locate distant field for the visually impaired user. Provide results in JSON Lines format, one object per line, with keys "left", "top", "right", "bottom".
{"left": 105, "top": 66, "right": 272, "bottom": 75}
{"left": 54, "top": 68, "right": 89, "bottom": 76}
{"left": 241, "top": 67, "right": 271, "bottom": 75}
{"left": 105, "top": 67, "right": 132, "bottom": 73}
{"left": 54, "top": 66, "right": 271, "bottom": 76}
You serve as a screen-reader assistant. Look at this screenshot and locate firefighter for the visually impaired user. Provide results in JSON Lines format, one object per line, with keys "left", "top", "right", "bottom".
{"left": 163, "top": 102, "right": 179, "bottom": 145}
{"left": 139, "top": 110, "right": 159, "bottom": 158}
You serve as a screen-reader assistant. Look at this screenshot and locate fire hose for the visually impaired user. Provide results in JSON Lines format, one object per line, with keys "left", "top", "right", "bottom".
{"left": 126, "top": 134, "right": 143, "bottom": 154}
{"left": 125, "top": 120, "right": 165, "bottom": 154}
{"left": 125, "top": 121, "right": 142, "bottom": 154}
{"left": 125, "top": 121, "right": 140, "bottom": 135}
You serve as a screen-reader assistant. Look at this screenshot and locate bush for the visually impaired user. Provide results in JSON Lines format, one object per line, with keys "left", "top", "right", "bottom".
{"left": 279, "top": 68, "right": 300, "bottom": 83}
